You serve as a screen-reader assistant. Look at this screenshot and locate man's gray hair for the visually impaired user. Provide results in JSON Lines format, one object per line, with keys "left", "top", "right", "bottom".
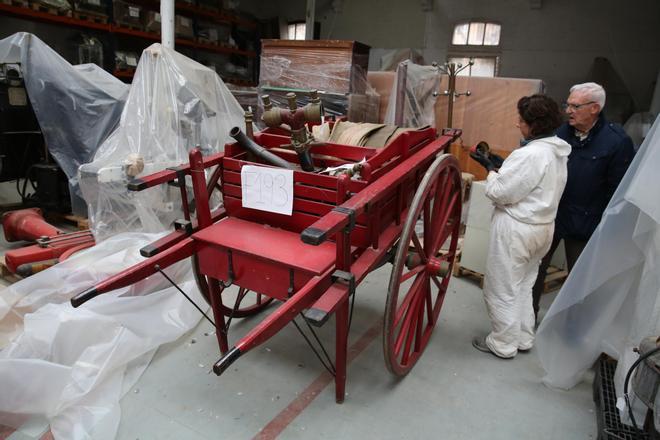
{"left": 570, "top": 82, "right": 606, "bottom": 109}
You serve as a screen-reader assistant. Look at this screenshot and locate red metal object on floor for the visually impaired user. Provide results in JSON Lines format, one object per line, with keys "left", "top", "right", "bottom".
{"left": 1, "top": 208, "right": 62, "bottom": 242}
{"left": 4, "top": 230, "right": 95, "bottom": 274}
{"left": 69, "top": 125, "right": 464, "bottom": 403}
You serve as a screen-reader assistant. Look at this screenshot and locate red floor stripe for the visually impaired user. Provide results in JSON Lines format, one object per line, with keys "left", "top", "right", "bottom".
{"left": 0, "top": 425, "right": 16, "bottom": 440}
{"left": 254, "top": 320, "right": 382, "bottom": 440}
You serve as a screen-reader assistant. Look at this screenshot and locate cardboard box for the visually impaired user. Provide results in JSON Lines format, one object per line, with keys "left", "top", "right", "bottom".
{"left": 144, "top": 10, "right": 160, "bottom": 33}
{"left": 175, "top": 15, "right": 194, "bottom": 40}
{"left": 113, "top": 0, "right": 142, "bottom": 29}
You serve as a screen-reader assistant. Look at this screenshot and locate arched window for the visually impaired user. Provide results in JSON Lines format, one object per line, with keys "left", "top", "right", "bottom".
{"left": 449, "top": 21, "right": 501, "bottom": 77}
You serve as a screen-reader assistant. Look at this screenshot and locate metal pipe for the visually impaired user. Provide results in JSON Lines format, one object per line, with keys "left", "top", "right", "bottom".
{"left": 229, "top": 127, "right": 296, "bottom": 170}
{"left": 161, "top": 0, "right": 175, "bottom": 49}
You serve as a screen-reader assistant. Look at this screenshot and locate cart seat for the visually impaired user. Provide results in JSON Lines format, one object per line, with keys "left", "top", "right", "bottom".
{"left": 192, "top": 217, "right": 336, "bottom": 275}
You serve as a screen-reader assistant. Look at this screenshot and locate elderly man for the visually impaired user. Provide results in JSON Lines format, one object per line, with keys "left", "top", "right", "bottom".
{"left": 532, "top": 82, "right": 635, "bottom": 320}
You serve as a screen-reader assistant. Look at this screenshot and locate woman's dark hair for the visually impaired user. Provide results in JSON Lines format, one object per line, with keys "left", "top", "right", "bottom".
{"left": 517, "top": 94, "right": 563, "bottom": 138}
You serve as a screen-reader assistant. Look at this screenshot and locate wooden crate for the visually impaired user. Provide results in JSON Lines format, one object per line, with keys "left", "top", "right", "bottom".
{"left": 259, "top": 39, "right": 370, "bottom": 95}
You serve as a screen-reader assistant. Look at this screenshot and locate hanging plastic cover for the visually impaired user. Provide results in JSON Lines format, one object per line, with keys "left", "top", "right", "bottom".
{"left": 0, "top": 232, "right": 203, "bottom": 440}
{"left": 79, "top": 43, "right": 244, "bottom": 241}
{"left": 0, "top": 32, "right": 129, "bottom": 206}
{"left": 536, "top": 116, "right": 660, "bottom": 420}
{"left": 383, "top": 60, "right": 439, "bottom": 128}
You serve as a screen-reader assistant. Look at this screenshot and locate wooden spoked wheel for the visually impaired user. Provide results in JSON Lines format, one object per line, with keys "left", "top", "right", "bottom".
{"left": 383, "top": 153, "right": 462, "bottom": 376}
{"left": 192, "top": 164, "right": 274, "bottom": 317}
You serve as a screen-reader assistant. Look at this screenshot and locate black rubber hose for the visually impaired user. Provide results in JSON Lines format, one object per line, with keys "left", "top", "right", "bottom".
{"left": 229, "top": 127, "right": 295, "bottom": 170}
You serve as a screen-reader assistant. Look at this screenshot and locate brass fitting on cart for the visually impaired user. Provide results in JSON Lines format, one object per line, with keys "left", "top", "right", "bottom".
{"left": 260, "top": 90, "right": 323, "bottom": 172}
{"left": 244, "top": 107, "right": 254, "bottom": 141}
{"left": 260, "top": 90, "right": 322, "bottom": 130}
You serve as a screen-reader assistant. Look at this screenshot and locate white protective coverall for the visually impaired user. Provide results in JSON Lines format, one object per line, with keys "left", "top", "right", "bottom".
{"left": 483, "top": 135, "right": 571, "bottom": 358}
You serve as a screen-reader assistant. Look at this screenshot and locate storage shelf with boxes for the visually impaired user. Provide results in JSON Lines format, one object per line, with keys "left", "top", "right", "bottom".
{"left": 0, "top": 0, "right": 258, "bottom": 85}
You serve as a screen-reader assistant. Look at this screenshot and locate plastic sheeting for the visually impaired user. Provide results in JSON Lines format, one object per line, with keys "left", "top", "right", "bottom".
{"left": 537, "top": 115, "right": 660, "bottom": 421}
{"left": 258, "top": 40, "right": 378, "bottom": 123}
{"left": 0, "top": 32, "right": 129, "bottom": 207}
{"left": 79, "top": 43, "right": 244, "bottom": 241}
{"left": 383, "top": 60, "right": 439, "bottom": 128}
{"left": 0, "top": 232, "right": 203, "bottom": 439}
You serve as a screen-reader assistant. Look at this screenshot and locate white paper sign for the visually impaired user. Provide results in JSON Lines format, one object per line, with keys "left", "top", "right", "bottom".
{"left": 241, "top": 165, "right": 293, "bottom": 216}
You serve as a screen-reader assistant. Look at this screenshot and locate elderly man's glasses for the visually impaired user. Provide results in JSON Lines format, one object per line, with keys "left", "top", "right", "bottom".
{"left": 562, "top": 101, "right": 595, "bottom": 111}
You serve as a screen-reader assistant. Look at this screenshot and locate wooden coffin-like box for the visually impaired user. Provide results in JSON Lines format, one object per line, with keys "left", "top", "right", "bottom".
{"left": 259, "top": 39, "right": 370, "bottom": 95}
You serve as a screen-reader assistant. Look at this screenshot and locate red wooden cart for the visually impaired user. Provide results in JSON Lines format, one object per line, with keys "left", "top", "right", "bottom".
{"left": 71, "top": 125, "right": 463, "bottom": 403}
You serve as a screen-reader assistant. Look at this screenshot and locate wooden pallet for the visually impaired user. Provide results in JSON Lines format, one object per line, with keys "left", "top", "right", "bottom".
{"left": 197, "top": 37, "right": 219, "bottom": 46}
{"left": 114, "top": 21, "right": 144, "bottom": 31}
{"left": 44, "top": 212, "right": 89, "bottom": 230}
{"left": 542, "top": 266, "right": 568, "bottom": 292}
{"left": 452, "top": 246, "right": 567, "bottom": 293}
{"left": 29, "top": 1, "right": 71, "bottom": 16}
{"left": 73, "top": 10, "right": 108, "bottom": 23}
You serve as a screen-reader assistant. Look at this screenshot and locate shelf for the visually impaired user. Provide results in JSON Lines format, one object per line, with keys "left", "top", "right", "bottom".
{"left": 112, "top": 67, "right": 255, "bottom": 87}
{"left": 174, "top": 2, "right": 256, "bottom": 29}
{"left": 0, "top": 2, "right": 257, "bottom": 57}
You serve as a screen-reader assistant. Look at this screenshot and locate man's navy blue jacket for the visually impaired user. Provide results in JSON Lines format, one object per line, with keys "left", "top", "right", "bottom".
{"left": 554, "top": 114, "right": 635, "bottom": 241}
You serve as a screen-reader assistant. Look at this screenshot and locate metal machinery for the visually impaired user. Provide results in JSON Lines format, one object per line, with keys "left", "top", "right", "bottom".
{"left": 0, "top": 63, "right": 70, "bottom": 212}
{"left": 68, "top": 94, "right": 463, "bottom": 403}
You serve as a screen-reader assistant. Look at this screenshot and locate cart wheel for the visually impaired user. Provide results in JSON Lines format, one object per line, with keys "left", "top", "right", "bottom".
{"left": 383, "top": 153, "right": 462, "bottom": 376}
{"left": 191, "top": 164, "right": 274, "bottom": 317}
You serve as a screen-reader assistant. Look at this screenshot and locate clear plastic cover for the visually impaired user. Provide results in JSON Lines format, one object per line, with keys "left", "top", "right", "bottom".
{"left": 536, "top": 116, "right": 660, "bottom": 423}
{"left": 259, "top": 40, "right": 370, "bottom": 95}
{"left": 0, "top": 32, "right": 129, "bottom": 206}
{"left": 79, "top": 43, "right": 245, "bottom": 241}
{"left": 383, "top": 60, "right": 440, "bottom": 128}
{"left": 258, "top": 40, "right": 378, "bottom": 123}
{"left": 0, "top": 232, "right": 203, "bottom": 440}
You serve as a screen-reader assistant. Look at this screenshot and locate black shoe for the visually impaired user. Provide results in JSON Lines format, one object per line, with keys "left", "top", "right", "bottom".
{"left": 472, "top": 336, "right": 512, "bottom": 360}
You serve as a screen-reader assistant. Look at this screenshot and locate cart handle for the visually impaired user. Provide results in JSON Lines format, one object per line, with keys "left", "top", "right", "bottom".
{"left": 301, "top": 132, "right": 460, "bottom": 246}
{"left": 126, "top": 151, "right": 224, "bottom": 191}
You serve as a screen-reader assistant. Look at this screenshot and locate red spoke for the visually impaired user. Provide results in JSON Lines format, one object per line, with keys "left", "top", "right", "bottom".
{"left": 425, "top": 279, "right": 434, "bottom": 323}
{"left": 400, "top": 264, "right": 425, "bottom": 284}
{"left": 394, "top": 288, "right": 422, "bottom": 355}
{"left": 430, "top": 275, "right": 449, "bottom": 317}
{"left": 414, "top": 278, "right": 429, "bottom": 352}
{"left": 431, "top": 193, "right": 460, "bottom": 253}
{"left": 399, "top": 288, "right": 423, "bottom": 363}
{"left": 423, "top": 197, "right": 432, "bottom": 250}
{"left": 395, "top": 271, "right": 426, "bottom": 325}
{"left": 411, "top": 232, "right": 428, "bottom": 263}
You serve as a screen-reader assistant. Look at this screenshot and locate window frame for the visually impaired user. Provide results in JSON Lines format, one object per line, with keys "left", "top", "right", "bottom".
{"left": 287, "top": 21, "right": 307, "bottom": 40}
{"left": 449, "top": 20, "right": 502, "bottom": 77}
{"left": 451, "top": 21, "right": 502, "bottom": 47}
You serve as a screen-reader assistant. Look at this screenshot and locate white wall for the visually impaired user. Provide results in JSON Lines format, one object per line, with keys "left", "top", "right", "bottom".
{"left": 260, "top": 0, "right": 660, "bottom": 111}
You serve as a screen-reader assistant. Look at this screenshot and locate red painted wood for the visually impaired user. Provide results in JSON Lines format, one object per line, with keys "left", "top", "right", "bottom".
{"left": 95, "top": 238, "right": 196, "bottom": 294}
{"left": 192, "top": 217, "right": 336, "bottom": 275}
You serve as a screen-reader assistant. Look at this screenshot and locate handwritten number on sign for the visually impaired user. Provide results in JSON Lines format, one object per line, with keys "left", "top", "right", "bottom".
{"left": 241, "top": 165, "right": 294, "bottom": 216}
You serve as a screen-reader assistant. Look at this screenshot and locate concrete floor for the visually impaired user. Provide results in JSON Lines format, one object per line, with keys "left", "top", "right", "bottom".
{"left": 110, "top": 266, "right": 596, "bottom": 440}
{"left": 0, "top": 202, "right": 596, "bottom": 439}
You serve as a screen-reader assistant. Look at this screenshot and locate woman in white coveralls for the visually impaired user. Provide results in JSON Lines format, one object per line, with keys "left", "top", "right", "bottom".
{"left": 470, "top": 94, "right": 571, "bottom": 359}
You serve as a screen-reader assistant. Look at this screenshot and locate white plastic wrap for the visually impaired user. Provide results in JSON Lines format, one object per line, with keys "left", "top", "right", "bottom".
{"left": 384, "top": 60, "right": 439, "bottom": 128}
{"left": 79, "top": 43, "right": 244, "bottom": 241}
{"left": 537, "top": 116, "right": 660, "bottom": 420}
{"left": 0, "top": 232, "right": 203, "bottom": 439}
{"left": 0, "top": 32, "right": 129, "bottom": 205}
